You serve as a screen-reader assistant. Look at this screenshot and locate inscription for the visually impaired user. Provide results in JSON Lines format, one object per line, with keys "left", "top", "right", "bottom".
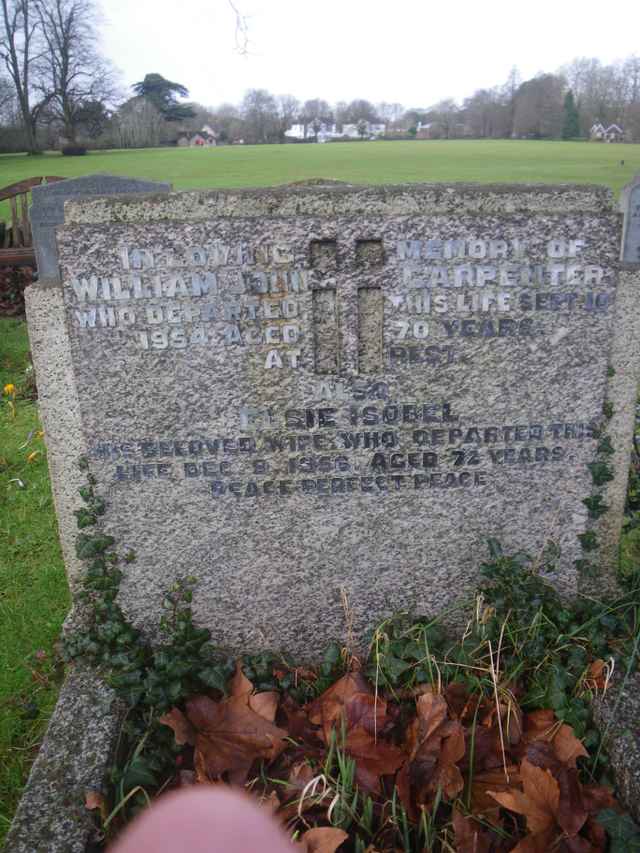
{"left": 67, "top": 233, "right": 613, "bottom": 377}
{"left": 90, "top": 392, "right": 595, "bottom": 500}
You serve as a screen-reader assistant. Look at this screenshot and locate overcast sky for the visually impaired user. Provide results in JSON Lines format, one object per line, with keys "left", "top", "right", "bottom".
{"left": 100, "top": 0, "right": 639, "bottom": 110}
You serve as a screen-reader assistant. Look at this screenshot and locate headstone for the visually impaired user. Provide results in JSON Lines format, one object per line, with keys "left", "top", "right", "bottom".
{"left": 27, "top": 178, "right": 640, "bottom": 658}
{"left": 621, "top": 175, "right": 640, "bottom": 264}
{"left": 30, "top": 174, "right": 171, "bottom": 282}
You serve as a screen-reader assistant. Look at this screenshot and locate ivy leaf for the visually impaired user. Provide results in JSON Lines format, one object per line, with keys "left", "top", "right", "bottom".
{"left": 120, "top": 757, "right": 158, "bottom": 792}
{"left": 199, "top": 665, "right": 229, "bottom": 694}
{"left": 597, "top": 808, "right": 640, "bottom": 851}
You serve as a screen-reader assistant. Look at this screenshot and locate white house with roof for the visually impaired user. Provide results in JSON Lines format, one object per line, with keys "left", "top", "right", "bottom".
{"left": 590, "top": 122, "right": 624, "bottom": 142}
{"left": 285, "top": 121, "right": 386, "bottom": 141}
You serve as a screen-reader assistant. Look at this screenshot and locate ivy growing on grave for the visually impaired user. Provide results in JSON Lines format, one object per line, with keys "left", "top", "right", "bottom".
{"left": 574, "top": 384, "right": 616, "bottom": 579}
{"left": 64, "top": 456, "right": 235, "bottom": 711}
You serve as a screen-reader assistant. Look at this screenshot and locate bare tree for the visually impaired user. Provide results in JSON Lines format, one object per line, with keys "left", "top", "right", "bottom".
{"left": 242, "top": 88, "right": 278, "bottom": 143}
{"left": 114, "top": 96, "right": 165, "bottom": 148}
{"left": 0, "top": 0, "right": 50, "bottom": 152}
{"left": 211, "top": 101, "right": 243, "bottom": 143}
{"left": 512, "top": 74, "right": 565, "bottom": 139}
{"left": 430, "top": 98, "right": 459, "bottom": 138}
{"left": 301, "top": 98, "right": 332, "bottom": 140}
{"left": 275, "top": 93, "right": 298, "bottom": 142}
{"left": 0, "top": 71, "right": 15, "bottom": 119}
{"left": 376, "top": 101, "right": 404, "bottom": 128}
{"left": 35, "top": 0, "right": 117, "bottom": 144}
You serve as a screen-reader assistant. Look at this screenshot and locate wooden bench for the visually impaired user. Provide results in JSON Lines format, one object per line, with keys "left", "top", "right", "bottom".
{"left": 0, "top": 176, "right": 65, "bottom": 267}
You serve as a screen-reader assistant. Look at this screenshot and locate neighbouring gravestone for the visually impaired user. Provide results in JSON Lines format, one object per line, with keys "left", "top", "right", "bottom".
{"left": 31, "top": 174, "right": 172, "bottom": 281}
{"left": 621, "top": 174, "right": 640, "bottom": 264}
{"left": 25, "top": 177, "right": 640, "bottom": 660}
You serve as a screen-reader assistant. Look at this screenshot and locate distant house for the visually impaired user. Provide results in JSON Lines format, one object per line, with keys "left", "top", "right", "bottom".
{"left": 590, "top": 122, "right": 624, "bottom": 142}
{"left": 285, "top": 121, "right": 386, "bottom": 142}
{"left": 416, "top": 122, "right": 435, "bottom": 139}
{"left": 340, "top": 122, "right": 385, "bottom": 139}
{"left": 177, "top": 128, "right": 217, "bottom": 147}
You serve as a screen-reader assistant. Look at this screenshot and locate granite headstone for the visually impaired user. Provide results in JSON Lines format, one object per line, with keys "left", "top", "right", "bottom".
{"left": 26, "top": 177, "right": 640, "bottom": 658}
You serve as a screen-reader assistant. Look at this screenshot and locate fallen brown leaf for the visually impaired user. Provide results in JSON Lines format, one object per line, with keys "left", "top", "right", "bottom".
{"left": 159, "top": 707, "right": 196, "bottom": 745}
{"left": 553, "top": 724, "right": 589, "bottom": 768}
{"left": 399, "top": 691, "right": 466, "bottom": 816}
{"left": 585, "top": 660, "right": 607, "bottom": 691}
{"left": 523, "top": 710, "right": 588, "bottom": 768}
{"left": 452, "top": 807, "right": 493, "bottom": 853}
{"left": 471, "top": 765, "right": 520, "bottom": 826}
{"left": 297, "top": 826, "right": 348, "bottom": 852}
{"left": 344, "top": 724, "right": 405, "bottom": 792}
{"left": 489, "top": 758, "right": 559, "bottom": 834}
{"left": 230, "top": 660, "right": 254, "bottom": 698}
{"left": 84, "top": 789, "right": 108, "bottom": 823}
{"left": 185, "top": 694, "right": 288, "bottom": 784}
{"left": 307, "top": 670, "right": 373, "bottom": 742}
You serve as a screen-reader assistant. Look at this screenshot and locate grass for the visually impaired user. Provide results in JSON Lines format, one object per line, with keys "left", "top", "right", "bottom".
{"left": 0, "top": 139, "right": 638, "bottom": 207}
{"left": 0, "top": 317, "right": 69, "bottom": 845}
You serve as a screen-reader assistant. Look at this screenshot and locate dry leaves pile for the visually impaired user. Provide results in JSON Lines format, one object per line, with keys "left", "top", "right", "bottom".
{"left": 153, "top": 660, "right": 619, "bottom": 852}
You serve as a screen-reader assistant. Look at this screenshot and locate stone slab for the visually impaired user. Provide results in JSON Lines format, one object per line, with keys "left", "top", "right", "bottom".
{"left": 593, "top": 672, "right": 640, "bottom": 823}
{"left": 4, "top": 667, "right": 122, "bottom": 853}
{"left": 25, "top": 285, "right": 87, "bottom": 590}
{"left": 29, "top": 179, "right": 639, "bottom": 658}
{"left": 620, "top": 176, "right": 640, "bottom": 264}
{"left": 30, "top": 174, "right": 171, "bottom": 283}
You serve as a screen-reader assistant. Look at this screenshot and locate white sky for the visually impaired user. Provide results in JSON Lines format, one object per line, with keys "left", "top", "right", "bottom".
{"left": 100, "top": 0, "right": 640, "bottom": 110}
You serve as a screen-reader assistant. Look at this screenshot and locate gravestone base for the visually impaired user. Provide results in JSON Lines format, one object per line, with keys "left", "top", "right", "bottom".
{"left": 593, "top": 673, "right": 640, "bottom": 824}
{"left": 3, "top": 667, "right": 122, "bottom": 853}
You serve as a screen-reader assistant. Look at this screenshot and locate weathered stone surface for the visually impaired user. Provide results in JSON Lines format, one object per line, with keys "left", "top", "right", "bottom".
{"left": 25, "top": 178, "right": 638, "bottom": 658}
{"left": 3, "top": 667, "right": 122, "bottom": 853}
{"left": 620, "top": 175, "right": 640, "bottom": 264}
{"left": 593, "top": 672, "right": 640, "bottom": 823}
{"left": 30, "top": 174, "right": 171, "bottom": 283}
{"left": 25, "top": 285, "right": 87, "bottom": 590}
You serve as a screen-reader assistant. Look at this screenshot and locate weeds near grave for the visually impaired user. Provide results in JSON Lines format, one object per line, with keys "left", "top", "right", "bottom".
{"left": 69, "top": 467, "right": 640, "bottom": 850}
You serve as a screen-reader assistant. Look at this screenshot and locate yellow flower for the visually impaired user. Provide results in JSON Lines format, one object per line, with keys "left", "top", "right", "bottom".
{"left": 37, "top": 430, "right": 45, "bottom": 439}
{"left": 27, "top": 450, "right": 40, "bottom": 463}
{"left": 3, "top": 383, "right": 16, "bottom": 396}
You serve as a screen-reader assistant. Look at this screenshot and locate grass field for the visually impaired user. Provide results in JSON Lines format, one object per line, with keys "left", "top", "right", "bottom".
{"left": 0, "top": 140, "right": 639, "bottom": 204}
{"left": 0, "top": 138, "right": 639, "bottom": 842}
{"left": 0, "top": 318, "right": 69, "bottom": 843}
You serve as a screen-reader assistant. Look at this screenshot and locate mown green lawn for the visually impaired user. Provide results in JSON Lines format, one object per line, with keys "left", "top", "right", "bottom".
{"left": 0, "top": 139, "right": 638, "bottom": 203}
{"left": 0, "top": 317, "right": 69, "bottom": 844}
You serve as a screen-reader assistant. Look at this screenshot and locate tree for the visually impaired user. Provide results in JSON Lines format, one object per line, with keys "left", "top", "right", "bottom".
{"left": 561, "top": 90, "right": 580, "bottom": 139}
{"left": 132, "top": 73, "right": 195, "bottom": 122}
{"left": 114, "top": 96, "right": 165, "bottom": 148}
{"left": 74, "top": 98, "right": 110, "bottom": 138}
{"left": 376, "top": 101, "right": 404, "bottom": 127}
{"left": 275, "top": 93, "right": 298, "bottom": 142}
{"left": 34, "top": 0, "right": 117, "bottom": 143}
{"left": 341, "top": 98, "right": 378, "bottom": 124}
{"left": 463, "top": 88, "right": 510, "bottom": 138}
{"left": 210, "top": 102, "right": 243, "bottom": 143}
{"left": 0, "top": 0, "right": 50, "bottom": 152}
{"left": 301, "top": 98, "right": 332, "bottom": 141}
{"left": 0, "top": 72, "right": 15, "bottom": 121}
{"left": 242, "top": 88, "right": 277, "bottom": 143}
{"left": 513, "top": 74, "right": 565, "bottom": 139}
{"left": 501, "top": 66, "right": 522, "bottom": 136}
{"left": 430, "top": 98, "right": 459, "bottom": 138}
